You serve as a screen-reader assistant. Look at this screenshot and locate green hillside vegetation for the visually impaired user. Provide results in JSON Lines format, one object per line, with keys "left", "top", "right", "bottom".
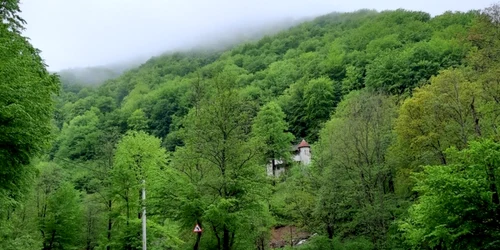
{"left": 2, "top": 1, "right": 500, "bottom": 249}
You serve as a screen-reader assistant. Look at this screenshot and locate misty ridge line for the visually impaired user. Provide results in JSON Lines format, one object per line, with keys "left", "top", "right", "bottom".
{"left": 57, "top": 4, "right": 466, "bottom": 87}
{"left": 54, "top": 13, "right": 324, "bottom": 86}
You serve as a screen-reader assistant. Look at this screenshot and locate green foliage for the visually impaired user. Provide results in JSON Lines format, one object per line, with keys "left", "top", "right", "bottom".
{"left": 54, "top": 107, "right": 102, "bottom": 160}
{"left": 400, "top": 140, "right": 500, "bottom": 249}
{"left": 157, "top": 68, "right": 272, "bottom": 249}
{"left": 40, "top": 182, "right": 84, "bottom": 250}
{"left": 303, "top": 77, "right": 341, "bottom": 139}
{"left": 113, "top": 130, "right": 166, "bottom": 185}
{"left": 0, "top": 0, "right": 60, "bottom": 202}
{"left": 111, "top": 130, "right": 167, "bottom": 249}
{"left": 127, "top": 109, "right": 148, "bottom": 131}
{"left": 313, "top": 90, "right": 398, "bottom": 246}
{"left": 390, "top": 66, "right": 499, "bottom": 186}
{"left": 0, "top": 177, "right": 42, "bottom": 250}
{"left": 271, "top": 165, "right": 316, "bottom": 227}
{"left": 342, "top": 65, "right": 364, "bottom": 93}
{"left": 4, "top": 3, "right": 500, "bottom": 249}
{"left": 258, "top": 60, "right": 300, "bottom": 98}
{"left": 252, "top": 101, "right": 294, "bottom": 175}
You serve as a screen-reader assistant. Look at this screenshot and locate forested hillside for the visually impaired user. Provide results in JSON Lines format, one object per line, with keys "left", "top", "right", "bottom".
{"left": 58, "top": 67, "right": 127, "bottom": 86}
{"left": 2, "top": 2, "right": 500, "bottom": 249}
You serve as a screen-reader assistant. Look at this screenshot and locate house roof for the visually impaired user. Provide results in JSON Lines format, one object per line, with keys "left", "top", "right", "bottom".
{"left": 297, "top": 139, "right": 310, "bottom": 148}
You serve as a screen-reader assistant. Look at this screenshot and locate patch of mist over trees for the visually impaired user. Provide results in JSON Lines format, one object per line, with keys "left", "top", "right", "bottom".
{"left": 2, "top": 1, "right": 500, "bottom": 249}
{"left": 57, "top": 16, "right": 311, "bottom": 87}
{"left": 58, "top": 66, "right": 125, "bottom": 86}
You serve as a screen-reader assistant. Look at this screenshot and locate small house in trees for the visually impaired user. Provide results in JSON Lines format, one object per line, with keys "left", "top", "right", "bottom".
{"left": 266, "top": 139, "right": 311, "bottom": 176}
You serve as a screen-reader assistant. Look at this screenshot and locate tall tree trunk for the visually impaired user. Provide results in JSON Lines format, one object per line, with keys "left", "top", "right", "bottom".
{"left": 257, "top": 235, "right": 265, "bottom": 250}
{"left": 194, "top": 232, "right": 202, "bottom": 250}
{"left": 388, "top": 171, "right": 395, "bottom": 193}
{"left": 47, "top": 230, "right": 56, "bottom": 250}
{"left": 436, "top": 140, "right": 447, "bottom": 165}
{"left": 126, "top": 195, "right": 130, "bottom": 226}
{"left": 326, "top": 223, "right": 334, "bottom": 239}
{"left": 471, "top": 97, "right": 482, "bottom": 137}
{"left": 138, "top": 188, "right": 142, "bottom": 219}
{"left": 272, "top": 158, "right": 276, "bottom": 177}
{"left": 213, "top": 225, "right": 221, "bottom": 250}
{"left": 125, "top": 194, "right": 132, "bottom": 250}
{"left": 230, "top": 231, "right": 235, "bottom": 249}
{"left": 486, "top": 163, "right": 500, "bottom": 211}
{"left": 107, "top": 200, "right": 112, "bottom": 250}
{"left": 223, "top": 226, "right": 230, "bottom": 250}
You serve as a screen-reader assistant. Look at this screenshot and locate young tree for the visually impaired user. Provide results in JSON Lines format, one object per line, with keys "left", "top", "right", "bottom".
{"left": 40, "top": 182, "right": 84, "bottom": 250}
{"left": 34, "top": 163, "right": 83, "bottom": 250}
{"left": 0, "top": 175, "right": 42, "bottom": 250}
{"left": 111, "top": 130, "right": 167, "bottom": 250}
{"left": 252, "top": 101, "right": 294, "bottom": 177}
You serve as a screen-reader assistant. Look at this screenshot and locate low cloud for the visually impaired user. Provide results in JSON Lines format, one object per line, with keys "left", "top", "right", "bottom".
{"left": 20, "top": 0, "right": 494, "bottom": 71}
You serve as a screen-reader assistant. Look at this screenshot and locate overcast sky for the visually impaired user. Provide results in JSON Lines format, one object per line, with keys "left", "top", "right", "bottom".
{"left": 21, "top": 0, "right": 495, "bottom": 71}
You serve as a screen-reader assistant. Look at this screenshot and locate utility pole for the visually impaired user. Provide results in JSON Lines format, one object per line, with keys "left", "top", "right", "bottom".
{"left": 142, "top": 179, "right": 147, "bottom": 250}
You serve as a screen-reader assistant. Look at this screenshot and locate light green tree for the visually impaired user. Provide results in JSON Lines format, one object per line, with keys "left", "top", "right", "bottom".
{"left": 400, "top": 140, "right": 500, "bottom": 249}
{"left": 34, "top": 162, "right": 83, "bottom": 250}
{"left": 252, "top": 101, "right": 294, "bottom": 177}
{"left": 40, "top": 182, "right": 84, "bottom": 250}
{"left": 127, "top": 109, "right": 148, "bottom": 131}
{"left": 390, "top": 68, "right": 490, "bottom": 193}
{"left": 111, "top": 130, "right": 167, "bottom": 250}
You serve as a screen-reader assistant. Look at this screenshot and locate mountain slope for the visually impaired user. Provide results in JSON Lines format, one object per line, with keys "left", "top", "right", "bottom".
{"left": 58, "top": 9, "right": 476, "bottom": 144}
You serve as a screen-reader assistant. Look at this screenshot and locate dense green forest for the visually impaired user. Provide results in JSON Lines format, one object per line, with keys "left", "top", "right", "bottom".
{"left": 2, "top": 0, "right": 500, "bottom": 249}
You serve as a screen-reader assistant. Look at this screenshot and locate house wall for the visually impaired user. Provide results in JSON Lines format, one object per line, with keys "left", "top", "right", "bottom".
{"left": 268, "top": 147, "right": 311, "bottom": 177}
{"left": 267, "top": 159, "right": 286, "bottom": 176}
{"left": 293, "top": 147, "right": 311, "bottom": 165}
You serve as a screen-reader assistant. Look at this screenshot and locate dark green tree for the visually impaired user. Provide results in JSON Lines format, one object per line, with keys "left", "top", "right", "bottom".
{"left": 313, "top": 90, "right": 398, "bottom": 246}
{"left": 0, "top": 0, "right": 59, "bottom": 203}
